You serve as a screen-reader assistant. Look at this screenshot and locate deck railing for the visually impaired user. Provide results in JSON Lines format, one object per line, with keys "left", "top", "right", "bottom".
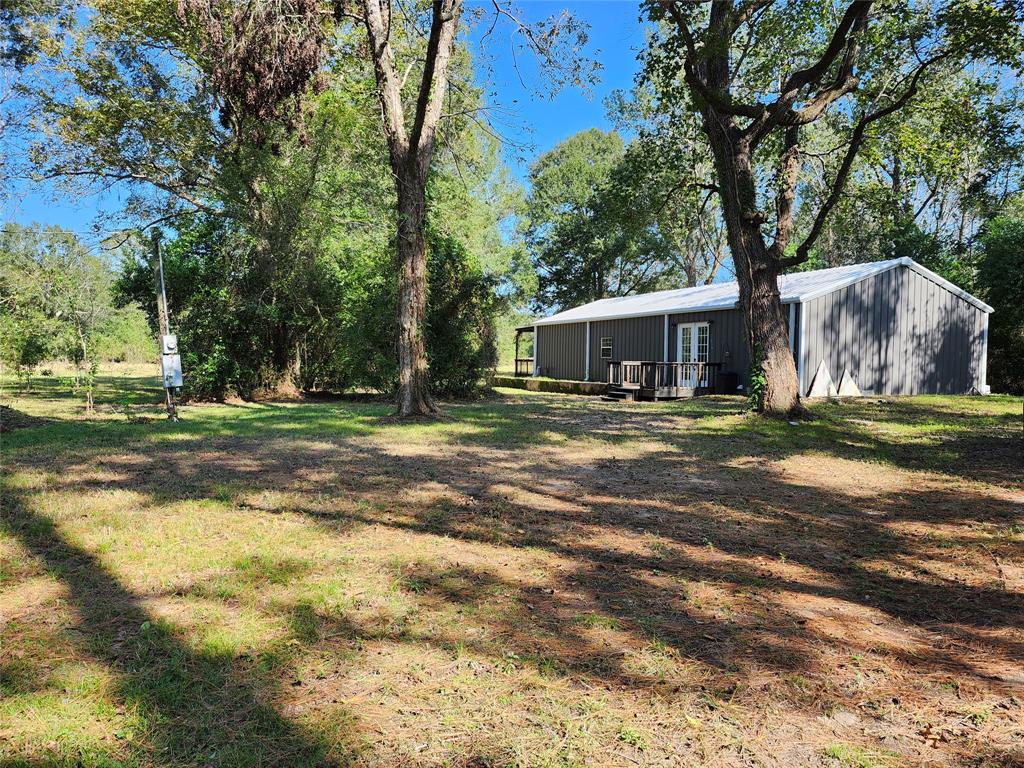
{"left": 607, "top": 361, "right": 721, "bottom": 391}
{"left": 514, "top": 358, "right": 534, "bottom": 377}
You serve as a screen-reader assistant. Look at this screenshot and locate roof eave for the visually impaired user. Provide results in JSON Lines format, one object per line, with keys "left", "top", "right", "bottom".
{"left": 532, "top": 298, "right": 802, "bottom": 326}
{"left": 532, "top": 256, "right": 993, "bottom": 326}
{"left": 792, "top": 257, "right": 993, "bottom": 312}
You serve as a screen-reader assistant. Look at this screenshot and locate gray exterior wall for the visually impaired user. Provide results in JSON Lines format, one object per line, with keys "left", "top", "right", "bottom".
{"left": 535, "top": 263, "right": 987, "bottom": 396}
{"left": 588, "top": 316, "right": 664, "bottom": 383}
{"left": 538, "top": 311, "right": 750, "bottom": 384}
{"left": 798, "top": 264, "right": 987, "bottom": 395}
{"left": 667, "top": 308, "right": 753, "bottom": 388}
{"left": 535, "top": 321, "right": 587, "bottom": 379}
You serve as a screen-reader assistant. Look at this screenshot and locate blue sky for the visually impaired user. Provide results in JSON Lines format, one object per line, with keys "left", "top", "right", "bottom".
{"left": 3, "top": 1, "right": 647, "bottom": 237}
{"left": 463, "top": 0, "right": 646, "bottom": 177}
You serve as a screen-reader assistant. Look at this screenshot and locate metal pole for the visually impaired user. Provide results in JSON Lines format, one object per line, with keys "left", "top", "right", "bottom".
{"left": 150, "top": 231, "right": 178, "bottom": 421}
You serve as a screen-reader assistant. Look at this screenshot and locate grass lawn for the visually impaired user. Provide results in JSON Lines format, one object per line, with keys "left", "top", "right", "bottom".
{"left": 1, "top": 364, "right": 1022, "bottom": 768}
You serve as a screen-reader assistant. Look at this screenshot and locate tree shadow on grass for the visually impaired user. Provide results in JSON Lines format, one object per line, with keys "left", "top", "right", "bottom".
{"left": 0, "top": 487, "right": 354, "bottom": 768}
{"left": 3, "top": 391, "right": 1023, "bottom": 764}
{"left": 337, "top": 459, "right": 1024, "bottom": 673}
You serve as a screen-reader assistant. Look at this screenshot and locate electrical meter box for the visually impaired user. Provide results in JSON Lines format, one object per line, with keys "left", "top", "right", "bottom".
{"left": 161, "top": 354, "right": 183, "bottom": 388}
{"left": 161, "top": 334, "right": 178, "bottom": 355}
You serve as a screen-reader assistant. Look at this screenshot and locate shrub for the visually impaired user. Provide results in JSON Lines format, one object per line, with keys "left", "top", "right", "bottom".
{"left": 425, "top": 232, "right": 500, "bottom": 398}
{"left": 978, "top": 215, "right": 1024, "bottom": 395}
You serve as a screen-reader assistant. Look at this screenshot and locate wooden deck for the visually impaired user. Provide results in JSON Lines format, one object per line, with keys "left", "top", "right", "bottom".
{"left": 604, "top": 361, "right": 722, "bottom": 401}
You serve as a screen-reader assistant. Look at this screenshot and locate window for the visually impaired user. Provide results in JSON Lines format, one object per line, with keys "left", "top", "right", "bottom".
{"left": 696, "top": 324, "right": 709, "bottom": 362}
{"left": 600, "top": 337, "right": 613, "bottom": 359}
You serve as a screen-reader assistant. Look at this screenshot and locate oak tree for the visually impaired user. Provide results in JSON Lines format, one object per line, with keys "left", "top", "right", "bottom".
{"left": 646, "top": 0, "right": 1023, "bottom": 414}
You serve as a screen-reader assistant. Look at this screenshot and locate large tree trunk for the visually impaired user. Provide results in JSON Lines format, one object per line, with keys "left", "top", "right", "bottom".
{"left": 706, "top": 130, "right": 801, "bottom": 414}
{"left": 394, "top": 164, "right": 437, "bottom": 417}
{"left": 659, "top": 1, "right": 886, "bottom": 415}
{"left": 736, "top": 244, "right": 800, "bottom": 413}
{"left": 361, "top": 0, "right": 460, "bottom": 418}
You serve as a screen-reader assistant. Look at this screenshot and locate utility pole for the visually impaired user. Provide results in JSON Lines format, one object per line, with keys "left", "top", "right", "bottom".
{"left": 150, "top": 230, "right": 180, "bottom": 420}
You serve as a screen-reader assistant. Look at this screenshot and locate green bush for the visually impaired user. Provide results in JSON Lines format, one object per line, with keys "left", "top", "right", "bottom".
{"left": 113, "top": 218, "right": 502, "bottom": 401}
{"left": 978, "top": 215, "right": 1024, "bottom": 395}
{"left": 425, "top": 232, "right": 500, "bottom": 398}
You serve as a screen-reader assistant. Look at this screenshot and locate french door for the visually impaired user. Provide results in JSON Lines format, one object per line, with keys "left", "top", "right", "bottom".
{"left": 677, "top": 322, "right": 710, "bottom": 387}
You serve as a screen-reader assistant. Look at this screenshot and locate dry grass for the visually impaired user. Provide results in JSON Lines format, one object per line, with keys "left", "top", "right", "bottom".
{"left": 1, "top": 364, "right": 1022, "bottom": 767}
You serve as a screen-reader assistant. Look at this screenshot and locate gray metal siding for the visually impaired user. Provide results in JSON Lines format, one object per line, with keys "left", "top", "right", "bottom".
{"left": 588, "top": 316, "right": 664, "bottom": 382}
{"left": 536, "top": 322, "right": 586, "bottom": 380}
{"left": 799, "top": 264, "right": 987, "bottom": 395}
{"left": 668, "top": 309, "right": 750, "bottom": 387}
{"left": 537, "top": 307, "right": 787, "bottom": 389}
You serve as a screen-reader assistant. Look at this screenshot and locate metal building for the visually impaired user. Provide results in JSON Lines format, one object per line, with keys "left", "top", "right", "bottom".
{"left": 515, "top": 258, "right": 992, "bottom": 400}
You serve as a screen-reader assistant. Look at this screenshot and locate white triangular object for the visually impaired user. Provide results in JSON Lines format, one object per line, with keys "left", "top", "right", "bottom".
{"left": 837, "top": 369, "right": 862, "bottom": 397}
{"left": 807, "top": 359, "right": 837, "bottom": 398}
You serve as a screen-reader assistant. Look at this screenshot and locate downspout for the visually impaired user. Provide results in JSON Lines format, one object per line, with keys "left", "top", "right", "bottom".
{"left": 980, "top": 312, "right": 990, "bottom": 394}
{"left": 585, "top": 321, "right": 591, "bottom": 381}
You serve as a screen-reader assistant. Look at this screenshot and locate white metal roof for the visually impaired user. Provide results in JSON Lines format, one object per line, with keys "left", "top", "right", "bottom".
{"left": 533, "top": 257, "right": 992, "bottom": 326}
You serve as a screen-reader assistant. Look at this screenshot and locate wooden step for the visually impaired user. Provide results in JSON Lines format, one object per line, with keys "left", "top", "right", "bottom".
{"left": 603, "top": 386, "right": 636, "bottom": 402}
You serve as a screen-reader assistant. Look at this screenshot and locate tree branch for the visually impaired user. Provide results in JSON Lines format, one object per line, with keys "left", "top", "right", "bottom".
{"left": 411, "top": 0, "right": 461, "bottom": 166}
{"left": 779, "top": 2, "right": 870, "bottom": 95}
{"left": 769, "top": 125, "right": 800, "bottom": 261}
{"left": 39, "top": 168, "right": 220, "bottom": 216}
{"left": 744, "top": 3, "right": 870, "bottom": 144}
{"left": 408, "top": 0, "right": 445, "bottom": 153}
{"left": 733, "top": 0, "right": 775, "bottom": 27}
{"left": 785, "top": 53, "right": 946, "bottom": 268}
{"left": 660, "top": 0, "right": 785, "bottom": 122}
{"left": 362, "top": 0, "right": 409, "bottom": 154}
{"left": 659, "top": 0, "right": 698, "bottom": 59}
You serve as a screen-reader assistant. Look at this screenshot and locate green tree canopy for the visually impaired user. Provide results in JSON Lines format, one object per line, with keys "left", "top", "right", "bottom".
{"left": 977, "top": 202, "right": 1024, "bottom": 394}
{"left": 640, "top": 0, "right": 1024, "bottom": 413}
{"left": 0, "top": 223, "right": 153, "bottom": 402}
{"left": 525, "top": 125, "right": 727, "bottom": 313}
{"left": 9, "top": 1, "right": 527, "bottom": 401}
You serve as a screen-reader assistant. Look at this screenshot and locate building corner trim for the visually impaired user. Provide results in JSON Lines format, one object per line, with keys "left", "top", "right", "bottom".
{"left": 532, "top": 325, "right": 538, "bottom": 376}
{"left": 796, "top": 301, "right": 806, "bottom": 397}
{"left": 980, "top": 313, "right": 990, "bottom": 394}
{"left": 584, "top": 321, "right": 591, "bottom": 381}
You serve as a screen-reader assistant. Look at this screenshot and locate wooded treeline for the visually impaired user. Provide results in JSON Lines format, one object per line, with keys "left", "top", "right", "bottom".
{"left": 2, "top": 1, "right": 1023, "bottom": 406}
{"left": 0, "top": 224, "right": 154, "bottom": 407}
{"left": 2, "top": 0, "right": 542, "bottom": 402}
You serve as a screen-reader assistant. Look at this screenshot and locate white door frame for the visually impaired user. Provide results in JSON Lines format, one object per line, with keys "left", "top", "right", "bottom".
{"left": 676, "top": 322, "right": 710, "bottom": 387}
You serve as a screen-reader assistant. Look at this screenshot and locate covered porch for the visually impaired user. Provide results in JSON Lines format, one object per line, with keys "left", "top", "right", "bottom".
{"left": 604, "top": 361, "right": 724, "bottom": 401}
{"left": 512, "top": 325, "right": 535, "bottom": 377}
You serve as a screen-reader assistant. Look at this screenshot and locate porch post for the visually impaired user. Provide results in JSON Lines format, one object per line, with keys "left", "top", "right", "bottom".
{"left": 514, "top": 330, "right": 521, "bottom": 373}
{"left": 532, "top": 325, "right": 538, "bottom": 376}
